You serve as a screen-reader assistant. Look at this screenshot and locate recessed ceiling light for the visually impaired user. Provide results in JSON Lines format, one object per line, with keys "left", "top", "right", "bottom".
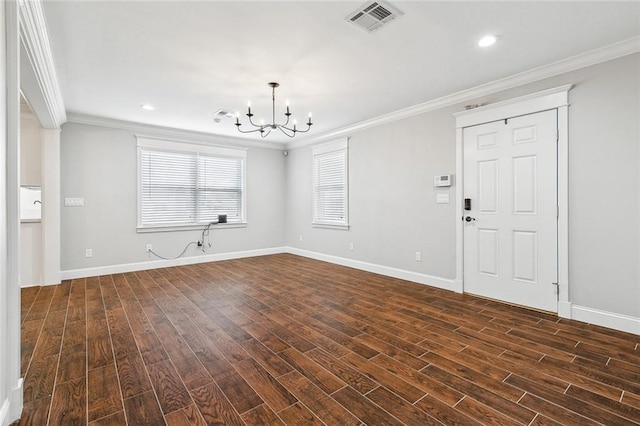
{"left": 478, "top": 35, "right": 497, "bottom": 47}
{"left": 140, "top": 104, "right": 155, "bottom": 111}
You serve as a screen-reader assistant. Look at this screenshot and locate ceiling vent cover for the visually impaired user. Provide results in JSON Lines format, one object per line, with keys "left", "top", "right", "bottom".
{"left": 346, "top": 1, "right": 403, "bottom": 33}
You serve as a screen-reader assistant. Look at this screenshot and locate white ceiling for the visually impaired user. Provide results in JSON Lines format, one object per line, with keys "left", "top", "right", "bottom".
{"left": 42, "top": 1, "right": 640, "bottom": 143}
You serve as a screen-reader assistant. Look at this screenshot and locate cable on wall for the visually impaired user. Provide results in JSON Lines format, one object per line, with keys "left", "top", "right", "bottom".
{"left": 148, "top": 242, "right": 198, "bottom": 260}
{"left": 147, "top": 214, "right": 227, "bottom": 260}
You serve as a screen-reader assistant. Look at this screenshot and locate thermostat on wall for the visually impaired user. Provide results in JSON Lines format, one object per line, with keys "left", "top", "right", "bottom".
{"left": 434, "top": 174, "right": 452, "bottom": 187}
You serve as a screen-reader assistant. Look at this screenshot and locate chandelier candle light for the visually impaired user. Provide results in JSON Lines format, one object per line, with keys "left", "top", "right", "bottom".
{"left": 235, "top": 82, "right": 313, "bottom": 138}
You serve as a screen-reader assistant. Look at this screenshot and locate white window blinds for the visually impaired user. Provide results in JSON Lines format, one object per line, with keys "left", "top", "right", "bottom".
{"left": 138, "top": 137, "right": 246, "bottom": 228}
{"left": 198, "top": 156, "right": 244, "bottom": 223}
{"left": 141, "top": 150, "right": 197, "bottom": 226}
{"left": 312, "top": 139, "right": 349, "bottom": 228}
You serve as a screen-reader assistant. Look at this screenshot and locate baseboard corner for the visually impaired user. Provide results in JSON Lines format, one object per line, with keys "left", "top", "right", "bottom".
{"left": 1, "top": 378, "right": 23, "bottom": 426}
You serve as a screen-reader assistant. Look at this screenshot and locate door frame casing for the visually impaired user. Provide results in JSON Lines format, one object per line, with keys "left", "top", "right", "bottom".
{"left": 453, "top": 84, "right": 572, "bottom": 314}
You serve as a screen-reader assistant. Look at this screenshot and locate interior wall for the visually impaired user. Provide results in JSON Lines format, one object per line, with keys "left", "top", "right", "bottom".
{"left": 60, "top": 123, "right": 286, "bottom": 272}
{"left": 285, "top": 53, "right": 640, "bottom": 318}
{"left": 57, "top": 54, "right": 639, "bottom": 320}
{"left": 567, "top": 54, "right": 639, "bottom": 316}
{"left": 286, "top": 108, "right": 458, "bottom": 280}
{"left": 19, "top": 108, "right": 43, "bottom": 287}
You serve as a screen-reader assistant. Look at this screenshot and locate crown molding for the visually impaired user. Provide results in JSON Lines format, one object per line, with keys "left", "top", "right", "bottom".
{"left": 66, "top": 112, "right": 286, "bottom": 151}
{"left": 287, "top": 35, "right": 640, "bottom": 150}
{"left": 19, "top": 0, "right": 66, "bottom": 129}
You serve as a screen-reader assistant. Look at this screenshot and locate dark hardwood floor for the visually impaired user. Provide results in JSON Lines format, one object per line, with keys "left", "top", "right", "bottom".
{"left": 17, "top": 254, "right": 640, "bottom": 425}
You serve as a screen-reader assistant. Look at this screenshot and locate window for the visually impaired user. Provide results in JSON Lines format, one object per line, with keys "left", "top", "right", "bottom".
{"left": 137, "top": 137, "right": 246, "bottom": 229}
{"left": 312, "top": 139, "right": 349, "bottom": 229}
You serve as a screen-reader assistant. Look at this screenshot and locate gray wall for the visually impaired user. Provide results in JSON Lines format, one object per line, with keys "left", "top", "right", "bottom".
{"left": 285, "top": 53, "right": 640, "bottom": 318}
{"left": 61, "top": 123, "right": 286, "bottom": 271}
{"left": 285, "top": 108, "right": 458, "bottom": 279}
{"left": 562, "top": 54, "right": 639, "bottom": 316}
{"left": 60, "top": 54, "right": 639, "bottom": 319}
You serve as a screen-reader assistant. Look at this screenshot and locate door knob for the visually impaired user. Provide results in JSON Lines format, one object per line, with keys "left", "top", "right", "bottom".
{"left": 465, "top": 216, "right": 476, "bottom": 222}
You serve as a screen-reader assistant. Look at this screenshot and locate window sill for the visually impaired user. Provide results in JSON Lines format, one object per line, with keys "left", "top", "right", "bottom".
{"left": 312, "top": 222, "right": 350, "bottom": 230}
{"left": 137, "top": 223, "right": 247, "bottom": 233}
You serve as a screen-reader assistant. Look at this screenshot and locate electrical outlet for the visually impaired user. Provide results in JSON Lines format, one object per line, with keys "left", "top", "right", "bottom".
{"left": 146, "top": 244, "right": 152, "bottom": 252}
{"left": 349, "top": 242, "right": 354, "bottom": 251}
{"left": 415, "top": 251, "right": 422, "bottom": 262}
{"left": 85, "top": 249, "right": 93, "bottom": 258}
{"left": 299, "top": 235, "right": 303, "bottom": 242}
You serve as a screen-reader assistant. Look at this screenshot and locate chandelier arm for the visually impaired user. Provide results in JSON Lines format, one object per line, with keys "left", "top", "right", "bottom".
{"left": 235, "top": 124, "right": 265, "bottom": 134}
{"left": 277, "top": 126, "right": 296, "bottom": 138}
{"left": 246, "top": 114, "right": 263, "bottom": 128}
{"left": 286, "top": 122, "right": 313, "bottom": 133}
{"left": 278, "top": 124, "right": 297, "bottom": 133}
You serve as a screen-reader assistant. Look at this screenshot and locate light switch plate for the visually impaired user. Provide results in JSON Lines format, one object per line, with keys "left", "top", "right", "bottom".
{"left": 436, "top": 193, "right": 450, "bottom": 204}
{"left": 65, "top": 197, "right": 84, "bottom": 207}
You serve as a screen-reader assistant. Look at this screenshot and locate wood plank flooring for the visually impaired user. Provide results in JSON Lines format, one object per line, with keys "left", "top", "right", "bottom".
{"left": 17, "top": 254, "right": 640, "bottom": 425}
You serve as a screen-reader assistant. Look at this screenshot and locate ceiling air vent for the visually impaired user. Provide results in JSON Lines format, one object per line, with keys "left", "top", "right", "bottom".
{"left": 346, "top": 1, "right": 403, "bottom": 33}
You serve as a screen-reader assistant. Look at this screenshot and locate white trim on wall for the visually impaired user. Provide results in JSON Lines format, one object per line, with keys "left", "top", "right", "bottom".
{"left": 287, "top": 247, "right": 461, "bottom": 294}
{"left": 454, "top": 85, "right": 572, "bottom": 314}
{"left": 136, "top": 135, "right": 248, "bottom": 157}
{"left": 60, "top": 247, "right": 287, "bottom": 280}
{"left": 452, "top": 84, "right": 572, "bottom": 127}
{"left": 455, "top": 127, "right": 464, "bottom": 294}
{"left": 6, "top": 0, "right": 24, "bottom": 423}
{"left": 288, "top": 37, "right": 639, "bottom": 150}
{"left": 557, "top": 105, "right": 570, "bottom": 305}
{"left": 560, "top": 303, "right": 640, "bottom": 336}
{"left": 67, "top": 113, "right": 285, "bottom": 151}
{"left": 18, "top": 0, "right": 66, "bottom": 129}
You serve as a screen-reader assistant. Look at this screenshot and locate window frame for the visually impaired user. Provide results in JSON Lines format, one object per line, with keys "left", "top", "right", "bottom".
{"left": 312, "top": 138, "right": 349, "bottom": 230}
{"left": 136, "top": 136, "right": 247, "bottom": 232}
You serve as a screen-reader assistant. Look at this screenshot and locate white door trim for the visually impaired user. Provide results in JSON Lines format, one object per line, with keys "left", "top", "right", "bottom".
{"left": 454, "top": 85, "right": 572, "bottom": 311}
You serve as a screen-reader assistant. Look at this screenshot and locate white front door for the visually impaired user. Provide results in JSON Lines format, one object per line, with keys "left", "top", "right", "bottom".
{"left": 463, "top": 109, "right": 558, "bottom": 312}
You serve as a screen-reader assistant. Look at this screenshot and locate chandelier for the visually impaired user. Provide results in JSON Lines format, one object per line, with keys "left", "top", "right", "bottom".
{"left": 235, "top": 82, "right": 313, "bottom": 138}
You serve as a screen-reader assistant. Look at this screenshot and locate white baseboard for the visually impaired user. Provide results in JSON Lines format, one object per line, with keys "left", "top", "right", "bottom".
{"left": 285, "top": 247, "right": 460, "bottom": 293}
{"left": 0, "top": 399, "right": 8, "bottom": 426}
{"left": 558, "top": 302, "right": 640, "bottom": 335}
{"left": 60, "top": 247, "right": 287, "bottom": 280}
{"left": 1, "top": 378, "right": 23, "bottom": 426}
{"left": 558, "top": 301, "right": 572, "bottom": 319}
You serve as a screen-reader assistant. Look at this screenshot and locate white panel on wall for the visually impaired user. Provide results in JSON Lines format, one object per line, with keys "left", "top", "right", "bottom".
{"left": 478, "top": 228, "right": 498, "bottom": 276}
{"left": 513, "top": 155, "right": 537, "bottom": 214}
{"left": 478, "top": 159, "right": 498, "bottom": 213}
{"left": 513, "top": 230, "right": 537, "bottom": 283}
{"left": 512, "top": 125, "right": 537, "bottom": 144}
{"left": 477, "top": 132, "right": 499, "bottom": 150}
